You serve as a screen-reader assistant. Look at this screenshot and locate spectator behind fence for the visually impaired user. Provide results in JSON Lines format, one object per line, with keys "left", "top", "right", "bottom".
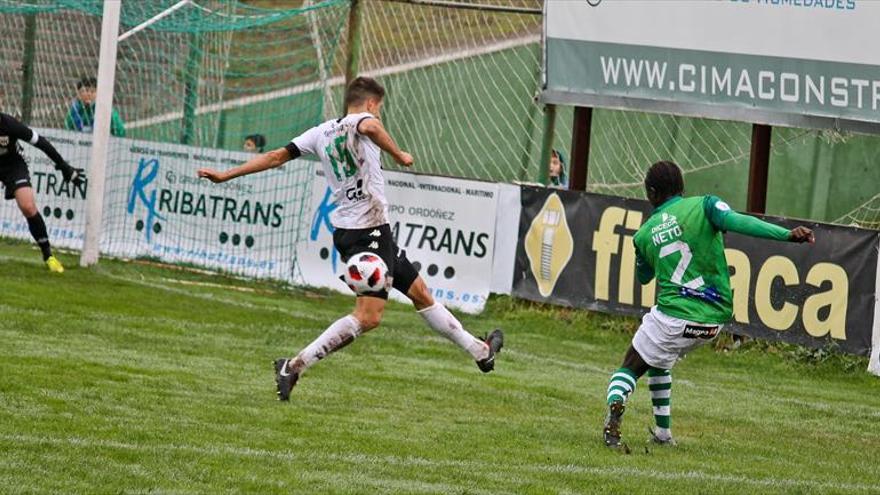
{"left": 243, "top": 134, "right": 266, "bottom": 153}
{"left": 549, "top": 148, "right": 568, "bottom": 189}
{"left": 65, "top": 77, "right": 126, "bottom": 137}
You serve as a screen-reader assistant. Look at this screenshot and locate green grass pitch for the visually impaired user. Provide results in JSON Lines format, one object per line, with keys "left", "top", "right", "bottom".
{"left": 0, "top": 240, "right": 878, "bottom": 494}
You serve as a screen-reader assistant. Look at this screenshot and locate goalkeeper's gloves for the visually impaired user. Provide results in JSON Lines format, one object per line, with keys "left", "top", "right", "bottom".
{"left": 56, "top": 161, "right": 86, "bottom": 186}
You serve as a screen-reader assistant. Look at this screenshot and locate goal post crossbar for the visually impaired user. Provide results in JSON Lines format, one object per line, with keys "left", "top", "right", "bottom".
{"left": 118, "top": 0, "right": 191, "bottom": 43}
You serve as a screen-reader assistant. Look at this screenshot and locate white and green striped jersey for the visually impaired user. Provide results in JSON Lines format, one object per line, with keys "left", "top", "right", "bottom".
{"left": 292, "top": 112, "right": 387, "bottom": 229}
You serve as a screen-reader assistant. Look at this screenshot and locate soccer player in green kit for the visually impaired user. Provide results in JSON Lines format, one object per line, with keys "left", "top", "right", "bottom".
{"left": 603, "top": 161, "right": 815, "bottom": 448}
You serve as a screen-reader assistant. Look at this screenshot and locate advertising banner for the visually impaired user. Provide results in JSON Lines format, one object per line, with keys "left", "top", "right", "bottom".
{"left": 513, "top": 186, "right": 880, "bottom": 357}
{"left": 543, "top": 0, "right": 880, "bottom": 132}
{"left": 102, "top": 139, "right": 310, "bottom": 281}
{"left": 1, "top": 129, "right": 313, "bottom": 281}
{"left": 0, "top": 129, "right": 89, "bottom": 250}
{"left": 296, "top": 169, "right": 499, "bottom": 313}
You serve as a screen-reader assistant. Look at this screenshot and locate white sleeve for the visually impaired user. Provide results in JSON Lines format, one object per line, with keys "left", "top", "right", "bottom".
{"left": 291, "top": 126, "right": 320, "bottom": 156}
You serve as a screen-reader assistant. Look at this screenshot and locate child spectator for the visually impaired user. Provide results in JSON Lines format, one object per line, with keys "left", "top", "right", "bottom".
{"left": 548, "top": 148, "right": 568, "bottom": 189}
{"left": 65, "top": 77, "right": 126, "bottom": 137}
{"left": 243, "top": 134, "right": 266, "bottom": 153}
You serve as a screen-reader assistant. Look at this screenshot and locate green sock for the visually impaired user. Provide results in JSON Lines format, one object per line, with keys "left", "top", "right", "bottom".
{"left": 647, "top": 368, "right": 672, "bottom": 432}
{"left": 606, "top": 367, "right": 638, "bottom": 405}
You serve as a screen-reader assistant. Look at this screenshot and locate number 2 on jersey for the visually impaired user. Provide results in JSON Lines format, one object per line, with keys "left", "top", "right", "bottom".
{"left": 325, "top": 135, "right": 357, "bottom": 181}
{"left": 659, "top": 240, "right": 705, "bottom": 289}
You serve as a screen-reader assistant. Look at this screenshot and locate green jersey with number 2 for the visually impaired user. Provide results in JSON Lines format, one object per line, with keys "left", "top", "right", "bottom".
{"left": 633, "top": 196, "right": 735, "bottom": 324}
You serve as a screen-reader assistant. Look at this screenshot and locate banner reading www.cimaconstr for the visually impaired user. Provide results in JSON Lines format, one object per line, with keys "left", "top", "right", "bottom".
{"left": 513, "top": 186, "right": 880, "bottom": 358}
{"left": 295, "top": 169, "right": 498, "bottom": 313}
{"left": 543, "top": 1, "right": 880, "bottom": 131}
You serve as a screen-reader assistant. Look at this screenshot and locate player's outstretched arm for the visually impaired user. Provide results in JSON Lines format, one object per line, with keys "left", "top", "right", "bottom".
{"left": 358, "top": 118, "right": 413, "bottom": 167}
{"left": 198, "top": 147, "right": 291, "bottom": 183}
{"left": 2, "top": 113, "right": 84, "bottom": 185}
{"left": 705, "top": 196, "right": 814, "bottom": 244}
{"left": 723, "top": 211, "right": 814, "bottom": 243}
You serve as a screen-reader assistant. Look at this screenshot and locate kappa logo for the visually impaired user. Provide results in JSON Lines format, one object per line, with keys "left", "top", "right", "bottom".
{"left": 368, "top": 241, "right": 379, "bottom": 249}
{"left": 369, "top": 229, "right": 381, "bottom": 237}
{"left": 524, "top": 193, "right": 574, "bottom": 297}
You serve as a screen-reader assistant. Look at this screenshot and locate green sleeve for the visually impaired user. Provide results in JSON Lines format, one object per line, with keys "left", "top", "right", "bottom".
{"left": 110, "top": 109, "right": 126, "bottom": 137}
{"left": 703, "top": 195, "right": 733, "bottom": 231}
{"left": 634, "top": 240, "right": 655, "bottom": 284}
{"left": 721, "top": 210, "right": 791, "bottom": 240}
{"left": 702, "top": 195, "right": 790, "bottom": 241}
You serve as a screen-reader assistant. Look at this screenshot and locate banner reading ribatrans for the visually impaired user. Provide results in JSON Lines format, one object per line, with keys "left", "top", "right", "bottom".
{"left": 296, "top": 169, "right": 498, "bottom": 313}
{"left": 543, "top": 0, "right": 880, "bottom": 132}
{"left": 0, "top": 129, "right": 90, "bottom": 250}
{"left": 512, "top": 187, "right": 880, "bottom": 361}
{"left": 102, "top": 139, "right": 312, "bottom": 280}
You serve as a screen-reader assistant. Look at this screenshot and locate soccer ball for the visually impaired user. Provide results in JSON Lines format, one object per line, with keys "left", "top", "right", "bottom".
{"left": 342, "top": 252, "right": 390, "bottom": 295}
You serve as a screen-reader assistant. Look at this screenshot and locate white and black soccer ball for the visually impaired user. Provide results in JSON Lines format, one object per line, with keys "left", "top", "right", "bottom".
{"left": 342, "top": 252, "right": 390, "bottom": 295}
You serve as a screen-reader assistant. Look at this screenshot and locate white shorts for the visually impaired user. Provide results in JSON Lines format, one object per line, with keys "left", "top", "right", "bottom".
{"left": 631, "top": 306, "right": 723, "bottom": 370}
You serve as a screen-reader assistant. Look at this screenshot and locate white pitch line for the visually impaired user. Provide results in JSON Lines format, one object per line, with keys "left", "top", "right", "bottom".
{"left": 126, "top": 34, "right": 540, "bottom": 129}
{"left": 95, "top": 269, "right": 321, "bottom": 321}
{"left": 2, "top": 433, "right": 878, "bottom": 493}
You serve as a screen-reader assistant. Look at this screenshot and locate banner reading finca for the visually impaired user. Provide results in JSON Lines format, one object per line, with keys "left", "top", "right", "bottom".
{"left": 513, "top": 186, "right": 880, "bottom": 360}
{"left": 296, "top": 169, "right": 498, "bottom": 313}
{"left": 544, "top": 1, "right": 880, "bottom": 132}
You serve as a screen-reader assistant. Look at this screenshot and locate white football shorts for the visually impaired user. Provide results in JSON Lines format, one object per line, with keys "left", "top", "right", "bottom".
{"left": 632, "top": 306, "right": 723, "bottom": 370}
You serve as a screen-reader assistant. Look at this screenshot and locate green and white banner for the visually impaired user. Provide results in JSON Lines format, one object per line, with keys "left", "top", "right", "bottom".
{"left": 543, "top": 0, "right": 880, "bottom": 131}
{"left": 1, "top": 129, "right": 312, "bottom": 280}
{"left": 296, "top": 168, "right": 499, "bottom": 314}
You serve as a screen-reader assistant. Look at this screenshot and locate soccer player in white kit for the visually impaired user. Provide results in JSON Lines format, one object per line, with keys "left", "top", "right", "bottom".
{"left": 198, "top": 77, "right": 503, "bottom": 400}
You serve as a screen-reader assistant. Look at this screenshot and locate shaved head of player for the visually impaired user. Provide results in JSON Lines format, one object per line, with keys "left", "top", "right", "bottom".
{"left": 197, "top": 76, "right": 503, "bottom": 401}
{"left": 602, "top": 160, "right": 814, "bottom": 448}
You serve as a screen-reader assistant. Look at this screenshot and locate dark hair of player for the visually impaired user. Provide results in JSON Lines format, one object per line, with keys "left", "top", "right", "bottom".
{"left": 77, "top": 77, "right": 98, "bottom": 89}
{"left": 644, "top": 160, "right": 684, "bottom": 204}
{"left": 344, "top": 77, "right": 385, "bottom": 108}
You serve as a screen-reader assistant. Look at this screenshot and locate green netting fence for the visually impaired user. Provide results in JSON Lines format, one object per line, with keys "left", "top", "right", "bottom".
{"left": 0, "top": 0, "right": 877, "bottom": 239}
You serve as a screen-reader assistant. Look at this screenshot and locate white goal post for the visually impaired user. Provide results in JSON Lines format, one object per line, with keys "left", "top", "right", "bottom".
{"left": 80, "top": 0, "right": 194, "bottom": 267}
{"left": 80, "top": 0, "right": 121, "bottom": 267}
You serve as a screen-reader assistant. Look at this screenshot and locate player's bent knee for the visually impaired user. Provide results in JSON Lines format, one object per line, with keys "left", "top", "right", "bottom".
{"left": 407, "top": 278, "right": 435, "bottom": 310}
{"left": 355, "top": 312, "right": 383, "bottom": 331}
{"left": 15, "top": 189, "right": 38, "bottom": 217}
{"left": 19, "top": 203, "right": 38, "bottom": 218}
{"left": 353, "top": 303, "right": 385, "bottom": 331}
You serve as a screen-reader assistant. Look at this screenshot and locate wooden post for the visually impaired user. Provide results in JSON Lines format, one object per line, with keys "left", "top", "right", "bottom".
{"left": 747, "top": 124, "right": 772, "bottom": 213}
{"left": 537, "top": 103, "right": 556, "bottom": 184}
{"left": 20, "top": 14, "right": 37, "bottom": 124}
{"left": 344, "top": 0, "right": 363, "bottom": 91}
{"left": 180, "top": 32, "right": 202, "bottom": 145}
{"left": 569, "top": 106, "right": 593, "bottom": 191}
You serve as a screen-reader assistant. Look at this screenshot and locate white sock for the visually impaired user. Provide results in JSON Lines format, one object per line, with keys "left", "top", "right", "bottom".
{"left": 290, "top": 315, "right": 362, "bottom": 374}
{"left": 418, "top": 303, "right": 489, "bottom": 361}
